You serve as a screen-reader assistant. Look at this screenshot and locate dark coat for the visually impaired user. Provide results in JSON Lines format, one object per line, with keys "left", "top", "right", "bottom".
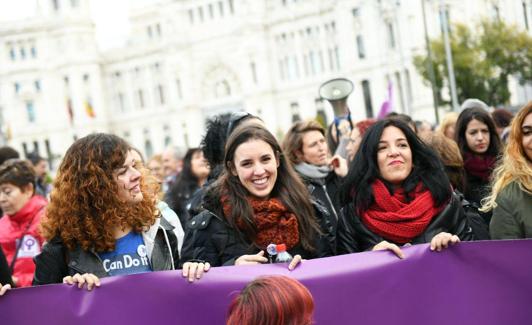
{"left": 33, "top": 218, "right": 179, "bottom": 285}
{"left": 298, "top": 171, "right": 341, "bottom": 232}
{"left": 337, "top": 193, "right": 474, "bottom": 253}
{"left": 180, "top": 200, "right": 335, "bottom": 267}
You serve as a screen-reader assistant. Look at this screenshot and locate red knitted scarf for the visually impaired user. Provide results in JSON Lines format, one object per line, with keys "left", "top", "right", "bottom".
{"left": 221, "top": 195, "right": 300, "bottom": 250}
{"left": 463, "top": 152, "right": 496, "bottom": 182}
{"left": 361, "top": 179, "right": 444, "bottom": 244}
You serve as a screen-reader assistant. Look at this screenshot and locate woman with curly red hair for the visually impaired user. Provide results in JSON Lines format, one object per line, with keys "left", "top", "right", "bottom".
{"left": 33, "top": 133, "right": 208, "bottom": 289}
{"left": 227, "top": 276, "right": 315, "bottom": 325}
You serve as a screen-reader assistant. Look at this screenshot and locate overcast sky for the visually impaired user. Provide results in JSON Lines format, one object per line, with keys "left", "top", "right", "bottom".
{"left": 0, "top": 0, "right": 133, "bottom": 50}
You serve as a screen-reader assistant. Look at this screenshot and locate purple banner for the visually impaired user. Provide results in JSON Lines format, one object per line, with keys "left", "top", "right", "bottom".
{"left": 2, "top": 240, "right": 532, "bottom": 324}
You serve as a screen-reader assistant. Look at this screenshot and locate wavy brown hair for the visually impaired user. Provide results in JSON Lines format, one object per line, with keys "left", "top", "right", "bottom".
{"left": 282, "top": 120, "right": 326, "bottom": 165}
{"left": 41, "top": 133, "right": 157, "bottom": 252}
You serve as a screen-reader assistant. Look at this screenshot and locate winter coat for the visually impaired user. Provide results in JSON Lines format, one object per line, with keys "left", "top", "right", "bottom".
{"left": 180, "top": 199, "right": 336, "bottom": 267}
{"left": 33, "top": 217, "right": 179, "bottom": 285}
{"left": 337, "top": 193, "right": 474, "bottom": 253}
{"left": 490, "top": 181, "right": 532, "bottom": 239}
{"left": 0, "top": 195, "right": 47, "bottom": 287}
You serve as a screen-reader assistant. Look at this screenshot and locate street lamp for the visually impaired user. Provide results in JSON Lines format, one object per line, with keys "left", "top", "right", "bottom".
{"left": 439, "top": 0, "right": 460, "bottom": 111}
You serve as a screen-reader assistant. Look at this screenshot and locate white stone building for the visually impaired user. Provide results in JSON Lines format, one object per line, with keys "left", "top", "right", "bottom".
{"left": 0, "top": 0, "right": 530, "bottom": 168}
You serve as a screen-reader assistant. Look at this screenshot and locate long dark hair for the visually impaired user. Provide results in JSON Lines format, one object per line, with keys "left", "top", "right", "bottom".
{"left": 455, "top": 107, "right": 502, "bottom": 157}
{"left": 166, "top": 148, "right": 203, "bottom": 222}
{"left": 207, "top": 124, "right": 320, "bottom": 251}
{"left": 340, "top": 119, "right": 452, "bottom": 215}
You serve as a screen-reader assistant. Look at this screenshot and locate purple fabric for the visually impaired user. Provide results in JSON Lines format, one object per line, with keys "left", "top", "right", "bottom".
{"left": 377, "top": 81, "right": 394, "bottom": 119}
{"left": 2, "top": 240, "right": 532, "bottom": 324}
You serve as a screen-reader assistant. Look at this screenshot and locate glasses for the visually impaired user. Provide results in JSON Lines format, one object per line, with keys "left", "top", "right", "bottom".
{"left": 226, "top": 112, "right": 252, "bottom": 138}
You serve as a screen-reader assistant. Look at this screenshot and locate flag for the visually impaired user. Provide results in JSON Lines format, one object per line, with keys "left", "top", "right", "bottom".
{"left": 85, "top": 98, "right": 96, "bottom": 118}
{"left": 377, "top": 80, "right": 393, "bottom": 119}
{"left": 66, "top": 98, "right": 74, "bottom": 125}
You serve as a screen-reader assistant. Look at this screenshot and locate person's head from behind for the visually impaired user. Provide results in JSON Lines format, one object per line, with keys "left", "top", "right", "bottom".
{"left": 202, "top": 112, "right": 263, "bottom": 171}
{"left": 387, "top": 112, "right": 417, "bottom": 133}
{"left": 425, "top": 132, "right": 466, "bottom": 192}
{"left": 0, "top": 159, "right": 36, "bottom": 216}
{"left": 0, "top": 146, "right": 20, "bottom": 166}
{"left": 491, "top": 108, "right": 514, "bottom": 137}
{"left": 438, "top": 112, "right": 459, "bottom": 140}
{"left": 455, "top": 107, "right": 501, "bottom": 157}
{"left": 42, "top": 133, "right": 157, "bottom": 251}
{"left": 342, "top": 118, "right": 451, "bottom": 211}
{"left": 227, "top": 276, "right": 314, "bottom": 325}
{"left": 346, "top": 119, "right": 376, "bottom": 161}
{"left": 282, "top": 120, "right": 329, "bottom": 167}
{"left": 415, "top": 120, "right": 433, "bottom": 142}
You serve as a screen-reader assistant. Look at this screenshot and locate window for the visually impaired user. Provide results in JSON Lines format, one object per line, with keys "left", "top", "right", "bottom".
{"left": 188, "top": 9, "right": 194, "bottom": 24}
{"left": 8, "top": 43, "right": 15, "bottom": 60}
{"left": 356, "top": 35, "right": 366, "bottom": 59}
{"left": 144, "top": 140, "right": 153, "bottom": 159}
{"left": 218, "top": 1, "right": 225, "bottom": 17}
{"left": 14, "top": 82, "right": 20, "bottom": 94}
{"left": 147, "top": 26, "right": 153, "bottom": 39}
{"left": 215, "top": 80, "right": 231, "bottom": 97}
{"left": 228, "top": 0, "right": 234, "bottom": 14}
{"left": 26, "top": 101, "right": 36, "bottom": 123}
{"left": 491, "top": 4, "right": 501, "bottom": 21}
{"left": 208, "top": 3, "right": 214, "bottom": 18}
{"left": 30, "top": 45, "right": 37, "bottom": 58}
{"left": 334, "top": 46, "right": 341, "bottom": 70}
{"left": 118, "top": 92, "right": 125, "bottom": 112}
{"left": 70, "top": 0, "right": 79, "bottom": 8}
{"left": 198, "top": 7, "right": 204, "bottom": 22}
{"left": 35, "top": 80, "right": 41, "bottom": 92}
{"left": 83, "top": 74, "right": 90, "bottom": 83}
{"left": 361, "top": 80, "right": 373, "bottom": 118}
{"left": 386, "top": 22, "right": 396, "bottom": 49}
{"left": 137, "top": 89, "right": 145, "bottom": 108}
{"left": 52, "top": 0, "right": 59, "bottom": 11}
{"left": 250, "top": 62, "right": 258, "bottom": 84}
{"left": 20, "top": 45, "right": 26, "bottom": 59}
{"left": 33, "top": 141, "right": 40, "bottom": 155}
{"left": 176, "top": 79, "right": 183, "bottom": 99}
{"left": 156, "top": 85, "right": 165, "bottom": 105}
{"left": 395, "top": 72, "right": 405, "bottom": 113}
{"left": 290, "top": 102, "right": 301, "bottom": 123}
{"left": 22, "top": 143, "right": 29, "bottom": 157}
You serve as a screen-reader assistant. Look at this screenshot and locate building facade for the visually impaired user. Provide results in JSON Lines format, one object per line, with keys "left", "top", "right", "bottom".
{"left": 0, "top": 0, "right": 530, "bottom": 167}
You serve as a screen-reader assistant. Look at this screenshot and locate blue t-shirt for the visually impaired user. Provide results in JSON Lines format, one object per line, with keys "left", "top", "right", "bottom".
{"left": 98, "top": 231, "right": 152, "bottom": 276}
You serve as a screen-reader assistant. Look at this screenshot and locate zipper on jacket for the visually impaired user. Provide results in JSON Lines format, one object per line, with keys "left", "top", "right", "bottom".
{"left": 322, "top": 184, "right": 338, "bottom": 220}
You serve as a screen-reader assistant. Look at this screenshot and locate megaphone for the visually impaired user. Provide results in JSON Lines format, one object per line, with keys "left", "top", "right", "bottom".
{"left": 318, "top": 78, "right": 354, "bottom": 117}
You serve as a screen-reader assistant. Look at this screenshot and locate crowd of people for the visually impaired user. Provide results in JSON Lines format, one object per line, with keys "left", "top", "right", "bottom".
{"left": 0, "top": 98, "right": 530, "bottom": 325}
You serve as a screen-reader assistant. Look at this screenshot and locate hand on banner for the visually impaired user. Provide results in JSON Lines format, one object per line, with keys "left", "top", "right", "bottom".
{"left": 330, "top": 155, "right": 348, "bottom": 177}
{"left": 235, "top": 250, "right": 269, "bottom": 266}
{"left": 182, "top": 261, "right": 211, "bottom": 283}
{"left": 372, "top": 241, "right": 405, "bottom": 259}
{"left": 0, "top": 283, "right": 11, "bottom": 296}
{"left": 430, "top": 232, "right": 460, "bottom": 252}
{"left": 63, "top": 273, "right": 101, "bottom": 291}
{"left": 288, "top": 255, "right": 302, "bottom": 271}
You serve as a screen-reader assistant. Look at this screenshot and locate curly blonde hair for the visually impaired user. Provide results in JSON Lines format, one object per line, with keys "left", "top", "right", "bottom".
{"left": 481, "top": 102, "right": 532, "bottom": 212}
{"left": 41, "top": 133, "right": 157, "bottom": 252}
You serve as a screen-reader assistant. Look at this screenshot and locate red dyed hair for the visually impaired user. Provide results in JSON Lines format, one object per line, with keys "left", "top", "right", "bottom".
{"left": 227, "top": 276, "right": 314, "bottom": 325}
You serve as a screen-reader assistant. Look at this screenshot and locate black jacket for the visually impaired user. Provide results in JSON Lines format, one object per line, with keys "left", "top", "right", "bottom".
{"left": 180, "top": 201, "right": 335, "bottom": 267}
{"left": 33, "top": 218, "right": 179, "bottom": 285}
{"left": 298, "top": 171, "right": 341, "bottom": 232}
{"left": 337, "top": 193, "right": 474, "bottom": 253}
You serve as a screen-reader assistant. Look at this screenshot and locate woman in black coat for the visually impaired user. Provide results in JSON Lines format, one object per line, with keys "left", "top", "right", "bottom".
{"left": 337, "top": 119, "right": 473, "bottom": 256}
{"left": 181, "top": 125, "right": 335, "bottom": 269}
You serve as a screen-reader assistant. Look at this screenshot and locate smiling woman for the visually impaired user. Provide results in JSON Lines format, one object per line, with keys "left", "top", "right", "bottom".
{"left": 337, "top": 118, "right": 473, "bottom": 256}
{"left": 33, "top": 133, "right": 209, "bottom": 290}
{"left": 181, "top": 124, "right": 335, "bottom": 269}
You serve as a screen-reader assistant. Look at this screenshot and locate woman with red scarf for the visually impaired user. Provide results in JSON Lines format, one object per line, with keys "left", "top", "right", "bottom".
{"left": 337, "top": 119, "right": 473, "bottom": 254}
{"left": 0, "top": 160, "right": 47, "bottom": 288}
{"left": 455, "top": 107, "right": 502, "bottom": 209}
{"left": 181, "top": 124, "right": 335, "bottom": 269}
